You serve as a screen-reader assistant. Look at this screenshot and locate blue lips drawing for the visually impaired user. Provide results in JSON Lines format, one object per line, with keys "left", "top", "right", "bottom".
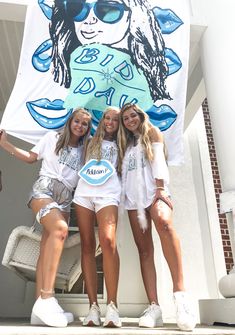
{"left": 79, "top": 159, "right": 115, "bottom": 186}
{"left": 146, "top": 104, "right": 177, "bottom": 131}
{"left": 32, "top": 39, "right": 52, "bottom": 72}
{"left": 38, "top": 0, "right": 53, "bottom": 20}
{"left": 26, "top": 98, "right": 72, "bottom": 129}
{"left": 153, "top": 7, "right": 183, "bottom": 34}
{"left": 165, "top": 48, "right": 182, "bottom": 75}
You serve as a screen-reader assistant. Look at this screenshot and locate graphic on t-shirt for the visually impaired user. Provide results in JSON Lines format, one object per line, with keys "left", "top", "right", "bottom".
{"left": 79, "top": 159, "right": 115, "bottom": 185}
{"left": 59, "top": 147, "right": 82, "bottom": 171}
{"left": 101, "top": 143, "right": 118, "bottom": 165}
{"left": 127, "top": 151, "right": 146, "bottom": 171}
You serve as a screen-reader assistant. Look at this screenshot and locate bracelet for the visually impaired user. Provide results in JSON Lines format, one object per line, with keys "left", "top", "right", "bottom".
{"left": 157, "top": 186, "right": 165, "bottom": 191}
{"left": 40, "top": 289, "right": 55, "bottom": 294}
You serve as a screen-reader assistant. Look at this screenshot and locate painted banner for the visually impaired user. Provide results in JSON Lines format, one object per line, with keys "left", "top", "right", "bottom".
{"left": 0, "top": 0, "right": 190, "bottom": 165}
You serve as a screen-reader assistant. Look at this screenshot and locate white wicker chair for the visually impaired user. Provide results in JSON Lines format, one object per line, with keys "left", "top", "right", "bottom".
{"left": 2, "top": 225, "right": 101, "bottom": 292}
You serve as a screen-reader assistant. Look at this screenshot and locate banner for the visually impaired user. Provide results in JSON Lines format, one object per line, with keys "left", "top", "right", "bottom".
{"left": 0, "top": 0, "right": 190, "bottom": 165}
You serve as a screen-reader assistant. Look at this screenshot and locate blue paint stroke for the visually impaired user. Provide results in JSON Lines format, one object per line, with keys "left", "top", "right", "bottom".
{"left": 26, "top": 98, "right": 72, "bottom": 129}
{"left": 153, "top": 7, "right": 183, "bottom": 34}
{"left": 32, "top": 39, "right": 52, "bottom": 72}
{"left": 89, "top": 110, "right": 103, "bottom": 135}
{"left": 72, "top": 68, "right": 146, "bottom": 92}
{"left": 91, "top": 109, "right": 103, "bottom": 122}
{"left": 165, "top": 48, "right": 182, "bottom": 75}
{"left": 146, "top": 104, "right": 177, "bottom": 131}
{"left": 38, "top": 0, "right": 52, "bottom": 19}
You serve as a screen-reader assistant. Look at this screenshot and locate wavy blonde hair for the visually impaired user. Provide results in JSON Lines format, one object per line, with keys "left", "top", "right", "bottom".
{"left": 86, "top": 106, "right": 122, "bottom": 173}
{"left": 118, "top": 104, "right": 154, "bottom": 163}
{"left": 55, "top": 107, "right": 92, "bottom": 158}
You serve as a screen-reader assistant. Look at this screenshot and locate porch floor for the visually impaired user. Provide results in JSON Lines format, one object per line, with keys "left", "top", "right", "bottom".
{"left": 1, "top": 318, "right": 235, "bottom": 335}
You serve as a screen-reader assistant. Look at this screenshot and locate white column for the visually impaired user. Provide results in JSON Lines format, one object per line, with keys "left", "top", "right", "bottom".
{"left": 199, "top": 0, "right": 235, "bottom": 191}
{"left": 198, "top": 0, "right": 235, "bottom": 320}
{"left": 200, "top": 0, "right": 235, "bottom": 260}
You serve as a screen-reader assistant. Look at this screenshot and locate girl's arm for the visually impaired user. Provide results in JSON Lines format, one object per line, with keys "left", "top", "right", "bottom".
{"left": 148, "top": 125, "right": 163, "bottom": 143}
{"left": 0, "top": 130, "right": 38, "bottom": 163}
{"left": 148, "top": 126, "right": 173, "bottom": 209}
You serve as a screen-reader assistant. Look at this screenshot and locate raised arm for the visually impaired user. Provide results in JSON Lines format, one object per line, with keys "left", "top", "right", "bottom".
{"left": 0, "top": 130, "right": 38, "bottom": 163}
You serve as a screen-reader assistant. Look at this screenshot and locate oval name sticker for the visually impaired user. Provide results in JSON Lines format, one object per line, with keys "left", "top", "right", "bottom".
{"left": 78, "top": 159, "right": 115, "bottom": 186}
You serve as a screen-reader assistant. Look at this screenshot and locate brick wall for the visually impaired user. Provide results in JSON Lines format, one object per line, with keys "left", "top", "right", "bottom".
{"left": 202, "top": 99, "right": 234, "bottom": 273}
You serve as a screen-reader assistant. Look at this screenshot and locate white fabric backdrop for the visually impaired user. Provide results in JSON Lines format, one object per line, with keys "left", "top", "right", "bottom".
{"left": 0, "top": 0, "right": 190, "bottom": 165}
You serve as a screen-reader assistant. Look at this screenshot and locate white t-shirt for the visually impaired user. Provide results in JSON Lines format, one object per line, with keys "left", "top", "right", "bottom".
{"left": 123, "top": 144, "right": 169, "bottom": 210}
{"left": 74, "top": 140, "right": 121, "bottom": 200}
{"left": 31, "top": 131, "right": 84, "bottom": 191}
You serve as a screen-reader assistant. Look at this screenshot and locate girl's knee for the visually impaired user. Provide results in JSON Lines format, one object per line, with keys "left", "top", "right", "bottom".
{"left": 100, "top": 235, "right": 116, "bottom": 253}
{"left": 136, "top": 240, "right": 154, "bottom": 260}
{"left": 155, "top": 216, "right": 174, "bottom": 235}
{"left": 138, "top": 248, "right": 154, "bottom": 261}
{"left": 52, "top": 222, "right": 68, "bottom": 241}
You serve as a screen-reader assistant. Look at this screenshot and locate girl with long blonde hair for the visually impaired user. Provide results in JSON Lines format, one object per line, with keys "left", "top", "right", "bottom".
{"left": 73, "top": 106, "right": 122, "bottom": 328}
{"left": 0, "top": 108, "right": 92, "bottom": 327}
{"left": 118, "top": 103, "right": 196, "bottom": 331}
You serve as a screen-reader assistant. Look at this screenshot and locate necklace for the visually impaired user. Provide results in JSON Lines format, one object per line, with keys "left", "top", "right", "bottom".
{"left": 104, "top": 132, "right": 115, "bottom": 141}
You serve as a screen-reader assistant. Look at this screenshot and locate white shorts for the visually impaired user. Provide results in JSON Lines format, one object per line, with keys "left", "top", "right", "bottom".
{"left": 125, "top": 185, "right": 171, "bottom": 210}
{"left": 73, "top": 195, "right": 119, "bottom": 213}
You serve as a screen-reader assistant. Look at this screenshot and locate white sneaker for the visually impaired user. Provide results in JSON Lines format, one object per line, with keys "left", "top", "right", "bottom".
{"left": 31, "top": 296, "right": 68, "bottom": 327}
{"left": 139, "top": 302, "right": 163, "bottom": 328}
{"left": 174, "top": 291, "right": 197, "bottom": 331}
{"left": 103, "top": 301, "right": 122, "bottom": 328}
{"left": 31, "top": 311, "right": 74, "bottom": 325}
{"left": 83, "top": 302, "right": 101, "bottom": 326}
{"left": 31, "top": 296, "right": 74, "bottom": 325}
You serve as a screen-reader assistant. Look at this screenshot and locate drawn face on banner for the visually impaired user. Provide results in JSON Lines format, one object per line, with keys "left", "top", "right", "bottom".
{"left": 73, "top": 0, "right": 130, "bottom": 45}
{"left": 29, "top": 0, "right": 184, "bottom": 132}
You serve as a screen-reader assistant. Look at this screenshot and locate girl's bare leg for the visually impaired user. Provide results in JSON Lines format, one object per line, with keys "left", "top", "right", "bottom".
{"left": 150, "top": 201, "right": 185, "bottom": 292}
{"left": 128, "top": 210, "right": 159, "bottom": 304}
{"left": 30, "top": 199, "right": 68, "bottom": 298}
{"left": 96, "top": 205, "right": 119, "bottom": 305}
{"left": 74, "top": 204, "right": 98, "bottom": 305}
{"left": 35, "top": 211, "right": 69, "bottom": 298}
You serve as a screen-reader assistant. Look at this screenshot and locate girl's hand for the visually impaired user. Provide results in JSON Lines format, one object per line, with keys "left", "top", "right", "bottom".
{"left": 152, "top": 188, "right": 173, "bottom": 210}
{"left": 0, "top": 129, "right": 7, "bottom": 145}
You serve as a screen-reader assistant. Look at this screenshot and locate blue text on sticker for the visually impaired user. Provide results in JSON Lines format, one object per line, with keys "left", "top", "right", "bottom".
{"left": 78, "top": 159, "right": 115, "bottom": 186}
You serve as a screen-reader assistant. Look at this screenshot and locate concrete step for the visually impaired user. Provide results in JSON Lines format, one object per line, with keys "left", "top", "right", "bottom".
{"left": 1, "top": 318, "right": 235, "bottom": 335}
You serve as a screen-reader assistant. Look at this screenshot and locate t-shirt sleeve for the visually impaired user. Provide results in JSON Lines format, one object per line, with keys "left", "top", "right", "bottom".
{"left": 30, "top": 131, "right": 55, "bottom": 160}
{"left": 150, "top": 142, "right": 169, "bottom": 184}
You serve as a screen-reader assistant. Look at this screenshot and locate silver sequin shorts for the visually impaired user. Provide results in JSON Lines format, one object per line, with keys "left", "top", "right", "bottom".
{"left": 28, "top": 176, "right": 73, "bottom": 213}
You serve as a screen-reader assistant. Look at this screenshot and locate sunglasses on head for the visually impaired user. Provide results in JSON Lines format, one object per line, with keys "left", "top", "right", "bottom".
{"left": 121, "top": 103, "right": 137, "bottom": 112}
{"left": 65, "top": 0, "right": 128, "bottom": 24}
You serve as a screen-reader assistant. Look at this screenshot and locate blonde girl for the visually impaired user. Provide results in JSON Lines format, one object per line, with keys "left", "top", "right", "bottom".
{"left": 118, "top": 103, "right": 196, "bottom": 331}
{"left": 0, "top": 108, "right": 92, "bottom": 328}
{"left": 73, "top": 106, "right": 122, "bottom": 328}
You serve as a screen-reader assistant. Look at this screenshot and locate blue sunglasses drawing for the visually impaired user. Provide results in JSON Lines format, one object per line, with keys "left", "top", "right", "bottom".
{"left": 65, "top": 0, "right": 129, "bottom": 24}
